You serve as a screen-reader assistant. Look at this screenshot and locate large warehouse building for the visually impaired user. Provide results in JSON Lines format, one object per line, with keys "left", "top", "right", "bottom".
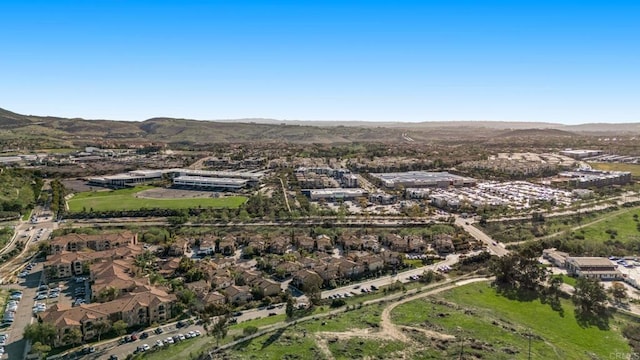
{"left": 301, "top": 188, "right": 368, "bottom": 201}
{"left": 88, "top": 168, "right": 264, "bottom": 190}
{"left": 172, "top": 176, "right": 249, "bottom": 190}
{"left": 370, "top": 171, "right": 476, "bottom": 189}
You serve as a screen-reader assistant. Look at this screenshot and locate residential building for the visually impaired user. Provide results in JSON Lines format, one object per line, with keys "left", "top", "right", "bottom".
{"left": 224, "top": 285, "right": 253, "bottom": 304}
{"left": 292, "top": 269, "right": 323, "bottom": 291}
{"left": 49, "top": 231, "right": 138, "bottom": 255}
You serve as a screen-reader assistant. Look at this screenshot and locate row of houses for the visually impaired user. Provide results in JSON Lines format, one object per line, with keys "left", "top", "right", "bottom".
{"left": 287, "top": 252, "right": 400, "bottom": 291}
{"left": 171, "top": 232, "right": 464, "bottom": 259}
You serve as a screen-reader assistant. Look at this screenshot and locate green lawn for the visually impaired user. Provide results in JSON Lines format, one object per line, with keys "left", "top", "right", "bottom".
{"left": 67, "top": 186, "right": 247, "bottom": 212}
{"left": 578, "top": 207, "right": 640, "bottom": 243}
{"left": 230, "top": 314, "right": 287, "bottom": 332}
{"left": 392, "top": 282, "right": 632, "bottom": 359}
{"left": 589, "top": 162, "right": 640, "bottom": 177}
{"left": 554, "top": 274, "right": 577, "bottom": 286}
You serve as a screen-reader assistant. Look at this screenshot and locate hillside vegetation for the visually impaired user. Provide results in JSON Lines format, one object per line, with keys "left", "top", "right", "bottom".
{"left": 3, "top": 107, "right": 639, "bottom": 148}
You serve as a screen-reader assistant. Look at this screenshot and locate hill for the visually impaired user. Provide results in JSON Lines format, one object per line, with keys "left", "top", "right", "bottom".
{"left": 1, "top": 107, "right": 638, "bottom": 148}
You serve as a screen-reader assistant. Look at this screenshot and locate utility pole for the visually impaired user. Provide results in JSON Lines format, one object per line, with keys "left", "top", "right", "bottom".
{"left": 458, "top": 337, "right": 464, "bottom": 359}
{"left": 528, "top": 331, "right": 532, "bottom": 360}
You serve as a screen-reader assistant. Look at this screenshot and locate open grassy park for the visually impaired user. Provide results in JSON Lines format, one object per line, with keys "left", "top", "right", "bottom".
{"left": 67, "top": 186, "right": 247, "bottom": 212}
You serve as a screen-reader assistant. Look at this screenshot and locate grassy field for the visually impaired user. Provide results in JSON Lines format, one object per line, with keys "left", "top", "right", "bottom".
{"left": 589, "top": 162, "right": 640, "bottom": 177}
{"left": 133, "top": 334, "right": 215, "bottom": 360}
{"left": 577, "top": 207, "right": 640, "bottom": 243}
{"left": 392, "top": 282, "right": 631, "bottom": 359}
{"left": 67, "top": 186, "right": 247, "bottom": 212}
{"left": 0, "top": 227, "right": 14, "bottom": 249}
{"left": 227, "top": 329, "right": 324, "bottom": 360}
{"left": 327, "top": 337, "right": 405, "bottom": 360}
{"left": 553, "top": 274, "right": 577, "bottom": 286}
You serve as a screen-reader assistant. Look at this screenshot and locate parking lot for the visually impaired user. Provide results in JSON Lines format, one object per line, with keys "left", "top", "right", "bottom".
{"left": 1, "top": 261, "right": 43, "bottom": 360}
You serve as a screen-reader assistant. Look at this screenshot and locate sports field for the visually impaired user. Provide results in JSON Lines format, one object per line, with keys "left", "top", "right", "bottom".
{"left": 589, "top": 162, "right": 640, "bottom": 177}
{"left": 67, "top": 186, "right": 247, "bottom": 212}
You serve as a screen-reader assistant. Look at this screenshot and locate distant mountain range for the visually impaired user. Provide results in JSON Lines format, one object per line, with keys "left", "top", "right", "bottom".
{"left": 1, "top": 107, "right": 638, "bottom": 147}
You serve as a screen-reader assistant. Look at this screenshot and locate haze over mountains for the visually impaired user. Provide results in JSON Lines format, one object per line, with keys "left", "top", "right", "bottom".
{"left": 1, "top": 107, "right": 639, "bottom": 146}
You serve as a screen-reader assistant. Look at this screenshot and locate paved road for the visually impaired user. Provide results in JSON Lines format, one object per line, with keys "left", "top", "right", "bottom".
{"left": 321, "top": 254, "right": 462, "bottom": 299}
{"left": 95, "top": 323, "right": 208, "bottom": 360}
{"left": 454, "top": 217, "right": 509, "bottom": 257}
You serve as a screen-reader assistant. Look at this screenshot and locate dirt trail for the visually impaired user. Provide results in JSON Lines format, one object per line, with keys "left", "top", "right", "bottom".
{"left": 313, "top": 278, "right": 490, "bottom": 357}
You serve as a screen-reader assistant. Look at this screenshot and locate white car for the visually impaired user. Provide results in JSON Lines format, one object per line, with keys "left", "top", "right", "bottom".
{"left": 194, "top": 330, "right": 201, "bottom": 337}
{"left": 155, "top": 340, "right": 163, "bottom": 347}
{"left": 164, "top": 337, "right": 174, "bottom": 344}
{"left": 35, "top": 294, "right": 47, "bottom": 300}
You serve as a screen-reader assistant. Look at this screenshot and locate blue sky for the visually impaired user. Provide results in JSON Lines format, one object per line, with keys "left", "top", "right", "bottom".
{"left": 1, "top": 0, "right": 638, "bottom": 123}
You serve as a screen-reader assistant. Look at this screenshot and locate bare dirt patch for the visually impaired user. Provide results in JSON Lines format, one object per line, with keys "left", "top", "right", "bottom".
{"left": 62, "top": 179, "right": 99, "bottom": 193}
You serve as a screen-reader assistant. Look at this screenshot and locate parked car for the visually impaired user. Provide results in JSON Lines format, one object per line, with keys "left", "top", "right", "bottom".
{"left": 140, "top": 332, "right": 149, "bottom": 340}
{"left": 176, "top": 320, "right": 187, "bottom": 328}
{"left": 154, "top": 327, "right": 164, "bottom": 335}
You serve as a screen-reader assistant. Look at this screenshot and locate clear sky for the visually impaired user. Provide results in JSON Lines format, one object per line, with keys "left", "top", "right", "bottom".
{"left": 1, "top": 0, "right": 638, "bottom": 124}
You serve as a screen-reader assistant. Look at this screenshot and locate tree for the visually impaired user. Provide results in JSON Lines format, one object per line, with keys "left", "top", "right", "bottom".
{"left": 609, "top": 282, "right": 628, "bottom": 304}
{"left": 97, "top": 286, "right": 120, "bottom": 302}
{"left": 24, "top": 323, "right": 56, "bottom": 347}
{"left": 489, "top": 253, "right": 548, "bottom": 292}
{"left": 572, "top": 277, "right": 608, "bottom": 317}
{"left": 93, "top": 320, "right": 112, "bottom": 341}
{"left": 113, "top": 320, "right": 128, "bottom": 336}
{"left": 286, "top": 296, "right": 295, "bottom": 320}
{"left": 30, "top": 341, "right": 52, "bottom": 359}
{"left": 62, "top": 328, "right": 83, "bottom": 347}
{"left": 212, "top": 315, "right": 231, "bottom": 347}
